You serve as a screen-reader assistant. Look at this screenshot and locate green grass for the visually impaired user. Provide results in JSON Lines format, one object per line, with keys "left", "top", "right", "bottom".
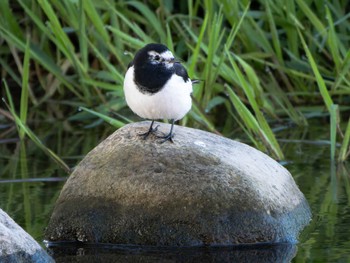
{"left": 0, "top": 0, "right": 350, "bottom": 164}
{"left": 3, "top": 81, "right": 71, "bottom": 173}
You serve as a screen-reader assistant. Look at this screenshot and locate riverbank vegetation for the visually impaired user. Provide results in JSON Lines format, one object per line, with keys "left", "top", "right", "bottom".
{"left": 1, "top": 0, "right": 349, "bottom": 166}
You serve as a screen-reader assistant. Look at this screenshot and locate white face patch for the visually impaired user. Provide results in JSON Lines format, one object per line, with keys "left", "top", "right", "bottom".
{"left": 147, "top": 50, "right": 175, "bottom": 68}
{"left": 160, "top": 50, "right": 174, "bottom": 60}
{"left": 147, "top": 51, "right": 161, "bottom": 65}
{"left": 161, "top": 50, "right": 175, "bottom": 69}
{"left": 148, "top": 50, "right": 160, "bottom": 57}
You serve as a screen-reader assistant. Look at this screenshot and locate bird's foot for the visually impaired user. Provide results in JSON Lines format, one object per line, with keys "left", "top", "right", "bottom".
{"left": 138, "top": 125, "right": 160, "bottom": 140}
{"left": 157, "top": 133, "right": 174, "bottom": 144}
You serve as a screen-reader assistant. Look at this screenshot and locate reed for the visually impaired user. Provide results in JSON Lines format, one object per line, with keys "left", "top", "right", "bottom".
{"left": 0, "top": 0, "right": 349, "bottom": 163}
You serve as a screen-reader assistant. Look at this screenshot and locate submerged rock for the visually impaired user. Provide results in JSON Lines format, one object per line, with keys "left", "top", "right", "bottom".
{"left": 0, "top": 209, "right": 54, "bottom": 263}
{"left": 45, "top": 122, "right": 311, "bottom": 246}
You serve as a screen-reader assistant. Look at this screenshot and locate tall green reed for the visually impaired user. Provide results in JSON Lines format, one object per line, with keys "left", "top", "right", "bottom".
{"left": 0, "top": 0, "right": 349, "bottom": 165}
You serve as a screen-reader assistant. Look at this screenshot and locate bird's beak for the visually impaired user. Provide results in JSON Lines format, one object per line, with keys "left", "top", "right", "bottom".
{"left": 167, "top": 57, "right": 180, "bottom": 64}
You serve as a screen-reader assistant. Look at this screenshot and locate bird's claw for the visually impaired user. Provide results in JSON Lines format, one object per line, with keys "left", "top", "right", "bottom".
{"left": 157, "top": 133, "right": 174, "bottom": 144}
{"left": 138, "top": 125, "right": 160, "bottom": 140}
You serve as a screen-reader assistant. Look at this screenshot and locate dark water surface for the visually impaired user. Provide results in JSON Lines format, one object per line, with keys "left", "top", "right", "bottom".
{"left": 1, "top": 125, "right": 350, "bottom": 262}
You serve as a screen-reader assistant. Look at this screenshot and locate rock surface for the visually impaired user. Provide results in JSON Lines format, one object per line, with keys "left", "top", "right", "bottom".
{"left": 0, "top": 208, "right": 54, "bottom": 263}
{"left": 45, "top": 122, "right": 311, "bottom": 246}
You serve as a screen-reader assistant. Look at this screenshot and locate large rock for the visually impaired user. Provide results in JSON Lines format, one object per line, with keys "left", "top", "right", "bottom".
{"left": 45, "top": 122, "right": 311, "bottom": 246}
{"left": 0, "top": 209, "right": 54, "bottom": 263}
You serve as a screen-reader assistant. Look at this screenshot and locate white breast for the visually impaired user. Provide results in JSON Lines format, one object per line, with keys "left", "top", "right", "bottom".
{"left": 123, "top": 66, "right": 193, "bottom": 121}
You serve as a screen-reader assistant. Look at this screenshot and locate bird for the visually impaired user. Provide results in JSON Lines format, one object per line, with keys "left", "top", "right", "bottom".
{"left": 123, "top": 43, "right": 197, "bottom": 143}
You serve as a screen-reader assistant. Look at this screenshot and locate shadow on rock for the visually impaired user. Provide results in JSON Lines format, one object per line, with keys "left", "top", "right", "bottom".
{"left": 48, "top": 242, "right": 297, "bottom": 263}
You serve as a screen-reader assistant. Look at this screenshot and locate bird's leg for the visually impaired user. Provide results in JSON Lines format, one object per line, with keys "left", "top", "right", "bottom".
{"left": 138, "top": 120, "right": 159, "bottom": 140}
{"left": 157, "top": 119, "right": 175, "bottom": 143}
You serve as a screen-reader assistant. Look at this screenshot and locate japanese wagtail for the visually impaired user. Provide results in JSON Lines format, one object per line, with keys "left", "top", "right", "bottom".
{"left": 123, "top": 43, "right": 198, "bottom": 143}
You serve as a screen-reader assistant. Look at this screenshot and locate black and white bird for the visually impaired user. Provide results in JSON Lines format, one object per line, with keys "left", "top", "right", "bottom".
{"left": 123, "top": 43, "right": 197, "bottom": 143}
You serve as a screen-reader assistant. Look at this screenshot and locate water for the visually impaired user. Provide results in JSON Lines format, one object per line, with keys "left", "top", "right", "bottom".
{"left": 1, "top": 124, "right": 349, "bottom": 262}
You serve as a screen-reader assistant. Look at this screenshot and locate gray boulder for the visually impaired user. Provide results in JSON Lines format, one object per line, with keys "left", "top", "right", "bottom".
{"left": 45, "top": 122, "right": 311, "bottom": 246}
{"left": 0, "top": 209, "right": 54, "bottom": 263}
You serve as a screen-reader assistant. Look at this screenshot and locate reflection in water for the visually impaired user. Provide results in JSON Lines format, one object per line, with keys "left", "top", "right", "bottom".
{"left": 47, "top": 242, "right": 297, "bottom": 263}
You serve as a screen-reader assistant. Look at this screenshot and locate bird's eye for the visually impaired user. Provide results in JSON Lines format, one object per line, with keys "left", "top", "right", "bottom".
{"left": 154, "top": 55, "right": 160, "bottom": 61}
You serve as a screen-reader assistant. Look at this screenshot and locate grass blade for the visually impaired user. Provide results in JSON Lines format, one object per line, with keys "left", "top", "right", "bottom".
{"left": 330, "top": 104, "right": 338, "bottom": 161}
{"left": 338, "top": 118, "right": 350, "bottom": 162}
{"left": 78, "top": 0, "right": 88, "bottom": 68}
{"left": 265, "top": 1, "right": 283, "bottom": 63}
{"left": 127, "top": 1, "right": 166, "bottom": 42}
{"left": 226, "top": 48, "right": 283, "bottom": 159}
{"left": 0, "top": 25, "right": 83, "bottom": 99}
{"left": 19, "top": 38, "right": 31, "bottom": 139}
{"left": 333, "top": 49, "right": 350, "bottom": 90}
{"left": 296, "top": 0, "right": 326, "bottom": 34}
{"left": 325, "top": 6, "right": 341, "bottom": 74}
{"left": 2, "top": 98, "right": 71, "bottom": 174}
{"left": 82, "top": 0, "right": 109, "bottom": 42}
{"left": 36, "top": 0, "right": 75, "bottom": 60}
{"left": 298, "top": 29, "right": 334, "bottom": 112}
{"left": 225, "top": 84, "right": 261, "bottom": 132}
{"left": 188, "top": 11, "right": 208, "bottom": 77}
{"left": 3, "top": 80, "right": 16, "bottom": 117}
{"left": 79, "top": 107, "right": 126, "bottom": 128}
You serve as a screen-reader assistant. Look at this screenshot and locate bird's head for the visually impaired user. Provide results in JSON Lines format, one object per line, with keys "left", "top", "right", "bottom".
{"left": 129, "top": 43, "right": 190, "bottom": 93}
{"left": 133, "top": 43, "right": 176, "bottom": 70}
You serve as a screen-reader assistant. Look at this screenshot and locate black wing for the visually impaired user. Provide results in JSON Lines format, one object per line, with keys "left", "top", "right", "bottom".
{"left": 173, "top": 62, "right": 190, "bottom": 82}
{"left": 127, "top": 60, "right": 134, "bottom": 69}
